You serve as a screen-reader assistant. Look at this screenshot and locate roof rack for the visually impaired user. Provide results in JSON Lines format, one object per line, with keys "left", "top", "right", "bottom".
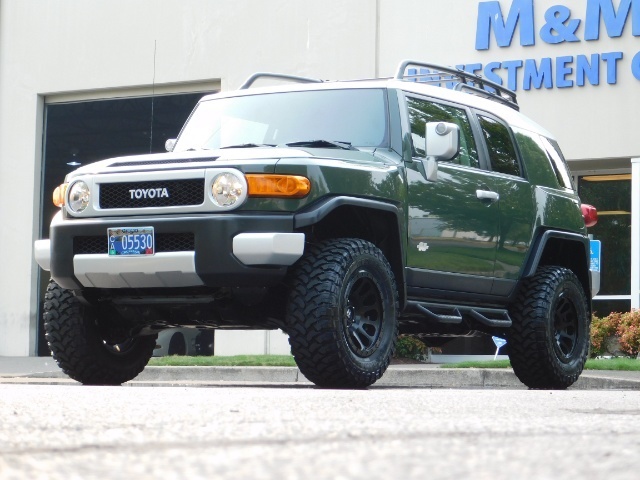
{"left": 239, "top": 73, "right": 324, "bottom": 90}
{"left": 394, "top": 60, "right": 518, "bottom": 111}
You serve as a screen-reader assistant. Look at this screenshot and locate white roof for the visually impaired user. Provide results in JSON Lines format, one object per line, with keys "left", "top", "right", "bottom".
{"left": 198, "top": 75, "right": 555, "bottom": 140}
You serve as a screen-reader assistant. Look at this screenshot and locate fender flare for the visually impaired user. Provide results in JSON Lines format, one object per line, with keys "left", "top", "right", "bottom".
{"left": 293, "top": 196, "right": 407, "bottom": 307}
{"left": 522, "top": 230, "right": 590, "bottom": 279}
{"left": 294, "top": 196, "right": 402, "bottom": 228}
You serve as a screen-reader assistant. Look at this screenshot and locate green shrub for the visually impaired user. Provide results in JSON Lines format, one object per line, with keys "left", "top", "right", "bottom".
{"left": 590, "top": 311, "right": 640, "bottom": 357}
{"left": 618, "top": 311, "right": 640, "bottom": 356}
{"left": 394, "top": 335, "right": 428, "bottom": 360}
{"left": 590, "top": 313, "right": 621, "bottom": 357}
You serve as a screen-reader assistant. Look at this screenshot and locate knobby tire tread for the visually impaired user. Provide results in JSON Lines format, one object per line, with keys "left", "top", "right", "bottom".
{"left": 44, "top": 280, "right": 156, "bottom": 385}
{"left": 508, "top": 266, "right": 589, "bottom": 389}
{"left": 286, "top": 238, "right": 398, "bottom": 388}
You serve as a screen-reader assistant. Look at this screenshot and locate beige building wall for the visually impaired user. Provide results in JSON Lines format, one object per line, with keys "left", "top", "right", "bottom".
{"left": 0, "top": 0, "right": 377, "bottom": 355}
{"left": 214, "top": 330, "right": 291, "bottom": 357}
{"left": 0, "top": 0, "right": 638, "bottom": 355}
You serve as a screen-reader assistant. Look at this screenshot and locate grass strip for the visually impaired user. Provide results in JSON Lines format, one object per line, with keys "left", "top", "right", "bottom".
{"left": 439, "top": 358, "right": 640, "bottom": 371}
{"left": 148, "top": 355, "right": 639, "bottom": 371}
{"left": 585, "top": 357, "right": 640, "bottom": 371}
{"left": 439, "top": 359, "right": 512, "bottom": 369}
{"left": 148, "top": 354, "right": 297, "bottom": 367}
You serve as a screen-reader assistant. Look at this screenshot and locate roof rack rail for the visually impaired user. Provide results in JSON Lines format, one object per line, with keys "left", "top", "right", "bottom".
{"left": 239, "top": 73, "right": 324, "bottom": 90}
{"left": 394, "top": 60, "right": 518, "bottom": 111}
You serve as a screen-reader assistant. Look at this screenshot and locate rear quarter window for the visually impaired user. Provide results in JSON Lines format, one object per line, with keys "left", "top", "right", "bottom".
{"left": 513, "top": 127, "right": 560, "bottom": 188}
{"left": 540, "top": 136, "right": 575, "bottom": 190}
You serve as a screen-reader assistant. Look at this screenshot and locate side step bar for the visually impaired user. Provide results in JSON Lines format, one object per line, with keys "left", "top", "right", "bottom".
{"left": 407, "top": 301, "right": 512, "bottom": 328}
{"left": 415, "top": 303, "right": 463, "bottom": 324}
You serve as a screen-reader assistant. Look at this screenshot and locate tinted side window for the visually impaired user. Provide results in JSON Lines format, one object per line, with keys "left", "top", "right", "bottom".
{"left": 406, "top": 97, "right": 479, "bottom": 168}
{"left": 478, "top": 115, "right": 520, "bottom": 177}
{"left": 540, "top": 136, "right": 575, "bottom": 190}
{"left": 513, "top": 127, "right": 559, "bottom": 188}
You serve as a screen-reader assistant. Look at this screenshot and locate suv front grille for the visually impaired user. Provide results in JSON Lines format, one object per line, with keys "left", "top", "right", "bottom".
{"left": 74, "top": 233, "right": 195, "bottom": 255}
{"left": 99, "top": 179, "right": 205, "bottom": 209}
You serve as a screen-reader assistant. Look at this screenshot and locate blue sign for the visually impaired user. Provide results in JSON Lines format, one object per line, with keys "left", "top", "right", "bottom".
{"left": 492, "top": 336, "right": 507, "bottom": 360}
{"left": 492, "top": 336, "right": 507, "bottom": 349}
{"left": 476, "top": 0, "right": 640, "bottom": 49}
{"left": 469, "top": 0, "right": 640, "bottom": 90}
{"left": 590, "top": 240, "right": 602, "bottom": 272}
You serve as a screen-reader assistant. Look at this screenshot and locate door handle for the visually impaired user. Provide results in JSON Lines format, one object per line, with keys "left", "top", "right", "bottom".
{"left": 476, "top": 189, "right": 499, "bottom": 201}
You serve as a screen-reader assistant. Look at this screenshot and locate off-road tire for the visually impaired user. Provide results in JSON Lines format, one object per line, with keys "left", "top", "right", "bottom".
{"left": 286, "top": 238, "right": 399, "bottom": 388}
{"left": 168, "top": 332, "right": 187, "bottom": 356}
{"left": 43, "top": 280, "right": 156, "bottom": 385}
{"left": 508, "top": 266, "right": 590, "bottom": 389}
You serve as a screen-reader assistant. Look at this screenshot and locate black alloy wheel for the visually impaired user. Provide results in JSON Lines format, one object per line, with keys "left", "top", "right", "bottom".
{"left": 552, "top": 293, "right": 580, "bottom": 362}
{"left": 508, "top": 266, "right": 590, "bottom": 389}
{"left": 286, "top": 238, "right": 399, "bottom": 388}
{"left": 343, "top": 272, "right": 384, "bottom": 358}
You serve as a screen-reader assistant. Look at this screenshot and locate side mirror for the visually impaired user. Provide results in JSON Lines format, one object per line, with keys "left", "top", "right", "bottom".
{"left": 165, "top": 138, "right": 177, "bottom": 152}
{"left": 426, "top": 122, "right": 459, "bottom": 160}
{"left": 421, "top": 122, "right": 460, "bottom": 182}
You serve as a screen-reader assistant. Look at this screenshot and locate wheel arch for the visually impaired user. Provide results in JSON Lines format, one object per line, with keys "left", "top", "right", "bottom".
{"left": 522, "top": 229, "right": 591, "bottom": 302}
{"left": 294, "top": 196, "right": 406, "bottom": 308}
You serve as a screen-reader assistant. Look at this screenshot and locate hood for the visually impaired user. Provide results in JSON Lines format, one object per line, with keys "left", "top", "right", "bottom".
{"left": 64, "top": 146, "right": 384, "bottom": 180}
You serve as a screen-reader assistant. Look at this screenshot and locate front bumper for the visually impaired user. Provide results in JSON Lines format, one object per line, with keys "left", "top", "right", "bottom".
{"left": 36, "top": 212, "right": 305, "bottom": 290}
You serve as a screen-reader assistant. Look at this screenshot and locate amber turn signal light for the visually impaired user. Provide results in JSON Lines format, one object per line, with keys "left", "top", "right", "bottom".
{"left": 245, "top": 174, "right": 310, "bottom": 198}
{"left": 53, "top": 183, "right": 68, "bottom": 207}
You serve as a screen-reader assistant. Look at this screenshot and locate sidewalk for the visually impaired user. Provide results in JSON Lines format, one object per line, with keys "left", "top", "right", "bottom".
{"left": 1, "top": 356, "right": 640, "bottom": 389}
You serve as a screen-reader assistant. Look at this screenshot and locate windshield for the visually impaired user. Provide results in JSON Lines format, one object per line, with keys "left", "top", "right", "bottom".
{"left": 174, "top": 88, "right": 389, "bottom": 151}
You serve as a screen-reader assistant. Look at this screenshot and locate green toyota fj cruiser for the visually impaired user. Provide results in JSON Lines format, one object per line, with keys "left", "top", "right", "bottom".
{"left": 35, "top": 60, "right": 598, "bottom": 389}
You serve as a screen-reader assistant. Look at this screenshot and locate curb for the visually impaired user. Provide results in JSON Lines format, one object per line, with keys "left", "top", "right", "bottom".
{"left": 7, "top": 366, "right": 640, "bottom": 389}
{"left": 138, "top": 366, "right": 306, "bottom": 383}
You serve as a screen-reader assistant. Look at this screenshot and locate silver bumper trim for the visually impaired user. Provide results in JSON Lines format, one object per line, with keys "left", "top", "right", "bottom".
{"left": 37, "top": 231, "right": 305, "bottom": 288}
{"left": 73, "top": 252, "right": 203, "bottom": 288}
{"left": 232, "top": 233, "right": 305, "bottom": 265}
{"left": 34, "top": 240, "right": 51, "bottom": 271}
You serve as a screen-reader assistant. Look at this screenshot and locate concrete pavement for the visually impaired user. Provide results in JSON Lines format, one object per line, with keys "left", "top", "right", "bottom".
{"left": 1, "top": 356, "right": 640, "bottom": 389}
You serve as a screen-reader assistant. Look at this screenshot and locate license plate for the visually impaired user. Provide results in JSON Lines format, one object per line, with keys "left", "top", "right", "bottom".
{"left": 108, "top": 227, "right": 155, "bottom": 256}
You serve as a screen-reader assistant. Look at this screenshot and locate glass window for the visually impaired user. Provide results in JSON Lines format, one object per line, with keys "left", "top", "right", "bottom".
{"left": 42, "top": 93, "right": 206, "bottom": 239}
{"left": 513, "top": 127, "right": 558, "bottom": 188}
{"left": 478, "top": 115, "right": 520, "bottom": 177}
{"left": 593, "top": 299, "right": 630, "bottom": 318}
{"left": 175, "top": 89, "right": 388, "bottom": 151}
{"left": 40, "top": 92, "right": 207, "bottom": 355}
{"left": 406, "top": 97, "right": 479, "bottom": 168}
{"left": 540, "top": 136, "right": 575, "bottom": 190}
{"left": 579, "top": 175, "right": 631, "bottom": 298}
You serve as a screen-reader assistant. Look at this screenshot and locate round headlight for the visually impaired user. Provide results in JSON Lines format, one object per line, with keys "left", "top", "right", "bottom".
{"left": 211, "top": 172, "right": 244, "bottom": 207}
{"left": 68, "top": 181, "right": 91, "bottom": 213}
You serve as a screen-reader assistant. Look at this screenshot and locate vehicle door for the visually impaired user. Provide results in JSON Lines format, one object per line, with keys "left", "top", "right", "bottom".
{"left": 472, "top": 112, "right": 535, "bottom": 296}
{"left": 404, "top": 95, "right": 499, "bottom": 295}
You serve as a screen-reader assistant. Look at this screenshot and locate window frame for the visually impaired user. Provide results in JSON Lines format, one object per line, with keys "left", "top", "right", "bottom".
{"left": 471, "top": 109, "right": 526, "bottom": 179}
{"left": 402, "top": 92, "right": 488, "bottom": 172}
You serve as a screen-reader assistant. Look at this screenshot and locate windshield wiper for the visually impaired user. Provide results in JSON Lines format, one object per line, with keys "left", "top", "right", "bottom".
{"left": 220, "top": 143, "right": 276, "bottom": 149}
{"left": 284, "top": 140, "right": 359, "bottom": 151}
